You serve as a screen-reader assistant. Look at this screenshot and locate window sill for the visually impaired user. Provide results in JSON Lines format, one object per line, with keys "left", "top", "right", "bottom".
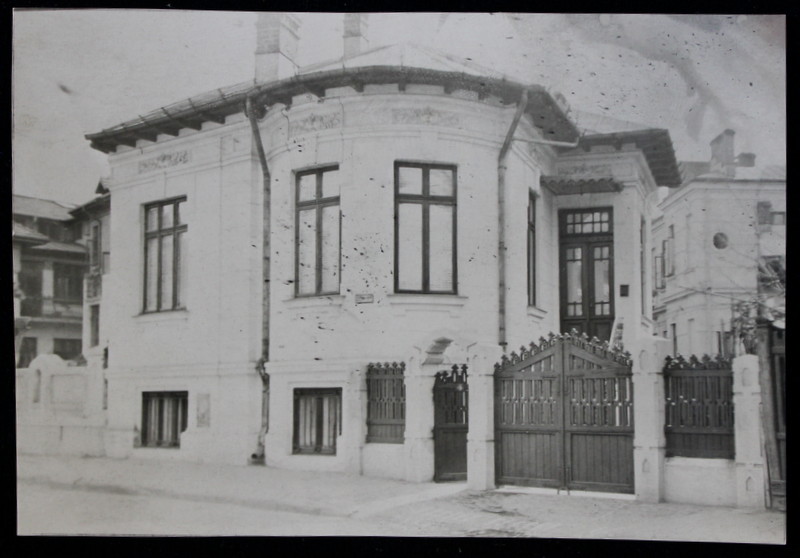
{"left": 387, "top": 293, "right": 466, "bottom": 305}
{"left": 388, "top": 293, "right": 467, "bottom": 317}
{"left": 526, "top": 306, "right": 548, "bottom": 320}
{"left": 283, "top": 294, "right": 344, "bottom": 310}
{"left": 134, "top": 309, "right": 189, "bottom": 322}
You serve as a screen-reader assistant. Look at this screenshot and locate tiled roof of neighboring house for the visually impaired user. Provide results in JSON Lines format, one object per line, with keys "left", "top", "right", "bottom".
{"left": 86, "top": 43, "right": 579, "bottom": 153}
{"left": 12, "top": 194, "right": 76, "bottom": 221}
{"left": 28, "top": 241, "right": 87, "bottom": 255}
{"left": 70, "top": 192, "right": 111, "bottom": 218}
{"left": 541, "top": 176, "right": 624, "bottom": 195}
{"left": 12, "top": 222, "right": 49, "bottom": 244}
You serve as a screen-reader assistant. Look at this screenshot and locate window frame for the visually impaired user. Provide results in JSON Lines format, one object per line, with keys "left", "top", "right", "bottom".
{"left": 142, "top": 196, "right": 187, "bottom": 313}
{"left": 393, "top": 161, "right": 458, "bottom": 295}
{"left": 292, "top": 388, "right": 342, "bottom": 455}
{"left": 294, "top": 166, "right": 342, "bottom": 298}
{"left": 527, "top": 191, "right": 537, "bottom": 307}
{"left": 89, "top": 304, "right": 100, "bottom": 348}
{"left": 53, "top": 262, "right": 84, "bottom": 304}
{"left": 140, "top": 391, "right": 188, "bottom": 448}
{"left": 664, "top": 225, "right": 675, "bottom": 277}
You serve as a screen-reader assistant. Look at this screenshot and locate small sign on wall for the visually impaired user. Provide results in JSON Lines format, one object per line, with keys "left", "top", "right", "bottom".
{"left": 197, "top": 393, "right": 211, "bottom": 427}
{"left": 355, "top": 293, "right": 374, "bottom": 304}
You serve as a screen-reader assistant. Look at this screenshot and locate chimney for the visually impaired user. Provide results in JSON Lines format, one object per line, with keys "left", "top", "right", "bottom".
{"left": 255, "top": 13, "right": 301, "bottom": 82}
{"left": 343, "top": 13, "right": 369, "bottom": 58}
{"left": 709, "top": 129, "right": 736, "bottom": 177}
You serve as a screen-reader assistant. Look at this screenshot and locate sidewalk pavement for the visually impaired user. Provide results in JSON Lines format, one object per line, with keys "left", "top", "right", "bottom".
{"left": 16, "top": 453, "right": 786, "bottom": 543}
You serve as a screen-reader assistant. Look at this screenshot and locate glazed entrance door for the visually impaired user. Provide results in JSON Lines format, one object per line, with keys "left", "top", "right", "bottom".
{"left": 559, "top": 208, "right": 614, "bottom": 342}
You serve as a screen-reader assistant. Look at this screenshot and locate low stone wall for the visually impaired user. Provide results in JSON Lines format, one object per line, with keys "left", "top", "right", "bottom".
{"left": 16, "top": 354, "right": 107, "bottom": 457}
{"left": 660, "top": 354, "right": 767, "bottom": 508}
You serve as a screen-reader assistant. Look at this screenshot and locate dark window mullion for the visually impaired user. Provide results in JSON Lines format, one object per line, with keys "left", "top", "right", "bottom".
{"left": 315, "top": 203, "right": 323, "bottom": 295}
{"left": 156, "top": 207, "right": 163, "bottom": 311}
{"left": 172, "top": 203, "right": 180, "bottom": 309}
{"left": 421, "top": 168, "right": 430, "bottom": 292}
{"left": 315, "top": 395, "right": 324, "bottom": 452}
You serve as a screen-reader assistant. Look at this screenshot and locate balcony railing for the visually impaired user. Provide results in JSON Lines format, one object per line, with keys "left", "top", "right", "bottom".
{"left": 19, "top": 296, "right": 83, "bottom": 319}
{"left": 86, "top": 272, "right": 102, "bottom": 300}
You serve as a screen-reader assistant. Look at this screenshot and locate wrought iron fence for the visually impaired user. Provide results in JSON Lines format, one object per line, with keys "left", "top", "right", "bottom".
{"left": 663, "top": 354, "right": 734, "bottom": 459}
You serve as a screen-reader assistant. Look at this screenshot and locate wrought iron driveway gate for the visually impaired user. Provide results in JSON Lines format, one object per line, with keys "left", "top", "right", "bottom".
{"left": 433, "top": 364, "right": 468, "bottom": 482}
{"left": 495, "top": 331, "right": 634, "bottom": 493}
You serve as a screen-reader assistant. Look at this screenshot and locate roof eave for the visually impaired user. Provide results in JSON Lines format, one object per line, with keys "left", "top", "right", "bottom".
{"left": 86, "top": 65, "right": 579, "bottom": 154}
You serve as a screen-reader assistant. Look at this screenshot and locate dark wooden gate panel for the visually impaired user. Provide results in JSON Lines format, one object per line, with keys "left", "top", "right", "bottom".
{"left": 495, "top": 331, "right": 634, "bottom": 493}
{"left": 758, "top": 321, "right": 786, "bottom": 511}
{"left": 433, "top": 364, "right": 468, "bottom": 482}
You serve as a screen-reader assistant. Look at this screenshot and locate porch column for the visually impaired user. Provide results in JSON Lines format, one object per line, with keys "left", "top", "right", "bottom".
{"left": 732, "top": 354, "right": 767, "bottom": 508}
{"left": 466, "top": 343, "right": 503, "bottom": 490}
{"left": 404, "top": 356, "right": 435, "bottom": 482}
{"left": 632, "top": 337, "right": 669, "bottom": 502}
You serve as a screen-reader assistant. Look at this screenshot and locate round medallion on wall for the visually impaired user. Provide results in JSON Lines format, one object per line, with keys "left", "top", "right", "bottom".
{"left": 713, "top": 232, "right": 728, "bottom": 249}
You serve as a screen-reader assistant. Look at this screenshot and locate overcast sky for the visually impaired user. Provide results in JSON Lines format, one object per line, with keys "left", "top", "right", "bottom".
{"left": 12, "top": 11, "right": 785, "bottom": 206}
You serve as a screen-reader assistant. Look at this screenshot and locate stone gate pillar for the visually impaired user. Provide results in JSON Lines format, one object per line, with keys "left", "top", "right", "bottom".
{"left": 403, "top": 355, "right": 435, "bottom": 482}
{"left": 467, "top": 343, "right": 503, "bottom": 490}
{"left": 732, "top": 354, "right": 767, "bottom": 508}
{"left": 632, "top": 337, "right": 669, "bottom": 502}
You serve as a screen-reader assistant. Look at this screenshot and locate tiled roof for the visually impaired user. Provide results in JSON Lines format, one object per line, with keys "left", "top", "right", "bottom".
{"left": 300, "top": 42, "right": 506, "bottom": 80}
{"left": 86, "top": 44, "right": 579, "bottom": 153}
{"left": 29, "top": 241, "right": 87, "bottom": 255}
{"left": 12, "top": 194, "right": 76, "bottom": 221}
{"left": 12, "top": 222, "right": 49, "bottom": 244}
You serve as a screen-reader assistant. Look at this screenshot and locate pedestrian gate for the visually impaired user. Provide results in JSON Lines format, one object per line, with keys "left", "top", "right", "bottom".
{"left": 495, "top": 331, "right": 634, "bottom": 493}
{"left": 433, "top": 364, "right": 468, "bottom": 482}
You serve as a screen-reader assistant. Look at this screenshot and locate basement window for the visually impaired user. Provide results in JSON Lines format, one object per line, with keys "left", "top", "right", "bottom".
{"left": 141, "top": 391, "right": 188, "bottom": 448}
{"left": 293, "top": 388, "right": 342, "bottom": 455}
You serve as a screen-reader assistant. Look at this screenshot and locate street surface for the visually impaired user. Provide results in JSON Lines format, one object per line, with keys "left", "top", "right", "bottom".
{"left": 16, "top": 454, "right": 787, "bottom": 542}
{"left": 17, "top": 482, "right": 430, "bottom": 536}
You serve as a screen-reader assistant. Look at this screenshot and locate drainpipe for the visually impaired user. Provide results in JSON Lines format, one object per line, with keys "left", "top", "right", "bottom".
{"left": 497, "top": 89, "right": 529, "bottom": 351}
{"left": 246, "top": 94, "right": 272, "bottom": 464}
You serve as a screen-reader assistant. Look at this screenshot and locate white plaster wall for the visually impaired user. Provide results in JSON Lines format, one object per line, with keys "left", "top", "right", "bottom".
{"left": 263, "top": 93, "right": 552, "bottom": 364}
{"left": 100, "top": 116, "right": 265, "bottom": 464}
{"left": 664, "top": 457, "right": 737, "bottom": 506}
{"left": 653, "top": 181, "right": 785, "bottom": 356}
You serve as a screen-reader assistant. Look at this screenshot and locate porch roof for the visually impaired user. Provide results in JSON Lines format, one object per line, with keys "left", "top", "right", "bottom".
{"left": 540, "top": 176, "right": 624, "bottom": 195}
{"left": 574, "top": 129, "right": 682, "bottom": 187}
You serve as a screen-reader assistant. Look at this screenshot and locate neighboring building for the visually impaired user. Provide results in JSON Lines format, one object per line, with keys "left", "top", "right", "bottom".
{"left": 12, "top": 194, "right": 87, "bottom": 367}
{"left": 69, "top": 182, "right": 111, "bottom": 369}
{"left": 84, "top": 13, "right": 689, "bottom": 497}
{"left": 652, "top": 130, "right": 786, "bottom": 357}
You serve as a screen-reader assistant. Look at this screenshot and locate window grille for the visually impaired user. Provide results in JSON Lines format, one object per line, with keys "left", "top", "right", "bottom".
{"left": 664, "top": 356, "right": 734, "bottom": 459}
{"left": 366, "top": 362, "right": 406, "bottom": 443}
